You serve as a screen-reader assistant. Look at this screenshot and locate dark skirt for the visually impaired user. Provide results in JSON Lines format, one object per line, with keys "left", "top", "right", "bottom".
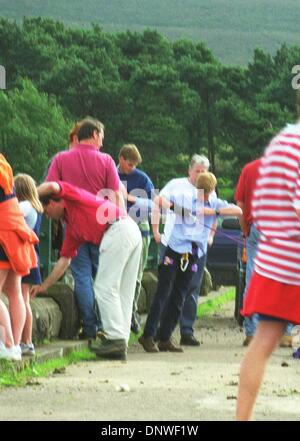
{"left": 22, "top": 265, "right": 42, "bottom": 285}
{"left": 22, "top": 251, "right": 41, "bottom": 285}
{"left": 0, "top": 244, "right": 9, "bottom": 261}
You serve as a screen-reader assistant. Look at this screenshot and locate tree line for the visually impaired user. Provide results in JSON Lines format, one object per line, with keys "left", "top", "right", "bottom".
{"left": 0, "top": 17, "right": 299, "bottom": 197}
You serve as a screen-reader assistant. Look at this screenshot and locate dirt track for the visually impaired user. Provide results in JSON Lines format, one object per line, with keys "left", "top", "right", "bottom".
{"left": 0, "top": 300, "right": 300, "bottom": 421}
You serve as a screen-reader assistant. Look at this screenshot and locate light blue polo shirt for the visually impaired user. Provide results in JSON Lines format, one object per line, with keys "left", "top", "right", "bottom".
{"left": 168, "top": 194, "right": 230, "bottom": 258}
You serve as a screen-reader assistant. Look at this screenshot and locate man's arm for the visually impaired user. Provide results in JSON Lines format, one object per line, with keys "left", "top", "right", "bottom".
{"left": 208, "top": 219, "right": 218, "bottom": 247}
{"left": 114, "top": 190, "right": 126, "bottom": 211}
{"left": 204, "top": 205, "right": 242, "bottom": 217}
{"left": 236, "top": 201, "right": 248, "bottom": 236}
{"left": 30, "top": 256, "right": 71, "bottom": 297}
{"left": 37, "top": 181, "right": 61, "bottom": 197}
{"left": 150, "top": 195, "right": 173, "bottom": 244}
{"left": 151, "top": 196, "right": 162, "bottom": 244}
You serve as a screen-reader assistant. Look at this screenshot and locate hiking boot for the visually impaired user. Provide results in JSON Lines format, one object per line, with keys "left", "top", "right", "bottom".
{"left": 138, "top": 335, "right": 159, "bottom": 353}
{"left": 89, "top": 335, "right": 127, "bottom": 360}
{"left": 158, "top": 339, "right": 183, "bottom": 353}
{"left": 180, "top": 334, "right": 200, "bottom": 346}
{"left": 279, "top": 335, "right": 292, "bottom": 348}
{"left": 243, "top": 336, "right": 253, "bottom": 347}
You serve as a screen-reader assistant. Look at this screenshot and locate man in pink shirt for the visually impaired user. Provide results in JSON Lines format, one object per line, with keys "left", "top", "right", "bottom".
{"left": 46, "top": 117, "right": 124, "bottom": 339}
{"left": 31, "top": 181, "right": 142, "bottom": 360}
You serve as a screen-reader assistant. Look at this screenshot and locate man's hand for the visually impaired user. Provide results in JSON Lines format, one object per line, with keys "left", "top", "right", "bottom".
{"left": 153, "top": 231, "right": 161, "bottom": 244}
{"left": 30, "top": 256, "right": 71, "bottom": 299}
{"left": 30, "top": 284, "right": 46, "bottom": 298}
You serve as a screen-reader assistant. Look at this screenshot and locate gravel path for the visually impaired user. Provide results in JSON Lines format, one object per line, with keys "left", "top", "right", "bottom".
{"left": 0, "top": 301, "right": 300, "bottom": 421}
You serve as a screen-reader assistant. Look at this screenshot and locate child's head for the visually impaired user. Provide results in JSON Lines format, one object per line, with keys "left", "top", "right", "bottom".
{"left": 14, "top": 173, "right": 43, "bottom": 213}
{"left": 118, "top": 144, "right": 142, "bottom": 174}
{"left": 196, "top": 172, "right": 217, "bottom": 196}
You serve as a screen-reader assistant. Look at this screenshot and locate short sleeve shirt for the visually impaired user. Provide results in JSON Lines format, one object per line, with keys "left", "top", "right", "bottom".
{"left": 46, "top": 144, "right": 120, "bottom": 195}
{"left": 56, "top": 181, "right": 126, "bottom": 258}
{"left": 252, "top": 123, "right": 300, "bottom": 285}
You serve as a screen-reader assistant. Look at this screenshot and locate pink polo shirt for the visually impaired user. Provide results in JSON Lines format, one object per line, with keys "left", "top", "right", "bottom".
{"left": 46, "top": 144, "right": 120, "bottom": 195}
{"left": 56, "top": 181, "right": 126, "bottom": 258}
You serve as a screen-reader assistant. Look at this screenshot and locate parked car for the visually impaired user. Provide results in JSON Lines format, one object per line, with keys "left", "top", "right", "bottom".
{"left": 206, "top": 216, "right": 245, "bottom": 325}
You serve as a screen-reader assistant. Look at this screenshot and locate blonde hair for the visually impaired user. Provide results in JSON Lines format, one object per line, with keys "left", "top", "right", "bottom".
{"left": 196, "top": 172, "right": 217, "bottom": 195}
{"left": 14, "top": 173, "right": 43, "bottom": 214}
{"left": 119, "top": 144, "right": 142, "bottom": 164}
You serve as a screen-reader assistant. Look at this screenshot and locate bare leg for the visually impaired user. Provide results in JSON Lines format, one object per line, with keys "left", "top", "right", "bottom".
{"left": 236, "top": 320, "right": 286, "bottom": 421}
{"left": 21, "top": 284, "right": 33, "bottom": 344}
{"left": 3, "top": 270, "right": 25, "bottom": 345}
{"left": 0, "top": 269, "right": 14, "bottom": 347}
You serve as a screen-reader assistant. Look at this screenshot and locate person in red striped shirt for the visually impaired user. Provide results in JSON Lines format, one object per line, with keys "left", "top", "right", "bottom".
{"left": 236, "top": 90, "right": 300, "bottom": 420}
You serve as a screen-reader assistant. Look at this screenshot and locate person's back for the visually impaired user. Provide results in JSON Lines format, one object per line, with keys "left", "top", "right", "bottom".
{"left": 235, "top": 159, "right": 261, "bottom": 237}
{"left": 47, "top": 145, "right": 119, "bottom": 195}
{"left": 236, "top": 91, "right": 300, "bottom": 420}
{"left": 253, "top": 123, "right": 300, "bottom": 283}
{"left": 235, "top": 158, "right": 262, "bottom": 345}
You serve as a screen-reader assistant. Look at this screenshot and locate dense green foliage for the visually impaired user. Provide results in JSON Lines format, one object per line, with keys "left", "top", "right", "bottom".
{"left": 0, "top": 0, "right": 299, "bottom": 65}
{"left": 0, "top": 17, "right": 299, "bottom": 193}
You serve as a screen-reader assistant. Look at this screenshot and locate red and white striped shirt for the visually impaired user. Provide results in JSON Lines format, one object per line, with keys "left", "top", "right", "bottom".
{"left": 252, "top": 123, "right": 300, "bottom": 285}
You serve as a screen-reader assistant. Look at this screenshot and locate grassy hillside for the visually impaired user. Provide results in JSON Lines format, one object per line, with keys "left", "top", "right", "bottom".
{"left": 0, "top": 0, "right": 299, "bottom": 65}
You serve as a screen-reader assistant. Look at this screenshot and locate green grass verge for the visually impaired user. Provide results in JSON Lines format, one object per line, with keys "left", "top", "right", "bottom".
{"left": 197, "top": 287, "right": 235, "bottom": 317}
{"left": 0, "top": 348, "right": 96, "bottom": 388}
{"left": 0, "top": 287, "right": 235, "bottom": 388}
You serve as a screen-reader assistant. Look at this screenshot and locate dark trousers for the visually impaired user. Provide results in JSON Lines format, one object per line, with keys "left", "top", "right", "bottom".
{"left": 180, "top": 253, "right": 206, "bottom": 336}
{"left": 143, "top": 246, "right": 198, "bottom": 341}
{"left": 159, "top": 244, "right": 207, "bottom": 336}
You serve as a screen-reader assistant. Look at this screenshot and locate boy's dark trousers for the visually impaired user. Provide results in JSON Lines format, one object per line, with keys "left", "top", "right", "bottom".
{"left": 143, "top": 246, "right": 198, "bottom": 340}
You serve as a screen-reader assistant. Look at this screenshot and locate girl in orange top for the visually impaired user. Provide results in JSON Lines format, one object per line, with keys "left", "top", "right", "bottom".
{"left": 0, "top": 154, "right": 38, "bottom": 361}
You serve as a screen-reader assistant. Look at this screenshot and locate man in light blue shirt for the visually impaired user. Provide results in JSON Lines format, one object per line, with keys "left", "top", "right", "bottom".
{"left": 153, "top": 154, "right": 217, "bottom": 346}
{"left": 139, "top": 172, "right": 242, "bottom": 353}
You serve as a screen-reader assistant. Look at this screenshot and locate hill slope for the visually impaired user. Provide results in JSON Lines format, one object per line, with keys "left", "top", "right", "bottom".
{"left": 0, "top": 0, "right": 299, "bottom": 65}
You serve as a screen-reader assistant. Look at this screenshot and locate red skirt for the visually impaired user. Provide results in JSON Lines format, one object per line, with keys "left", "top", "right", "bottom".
{"left": 242, "top": 271, "right": 300, "bottom": 325}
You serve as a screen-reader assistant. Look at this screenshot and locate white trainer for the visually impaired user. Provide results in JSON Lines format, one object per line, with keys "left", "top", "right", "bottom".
{"left": 5, "top": 345, "right": 22, "bottom": 361}
{"left": 0, "top": 341, "right": 8, "bottom": 360}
